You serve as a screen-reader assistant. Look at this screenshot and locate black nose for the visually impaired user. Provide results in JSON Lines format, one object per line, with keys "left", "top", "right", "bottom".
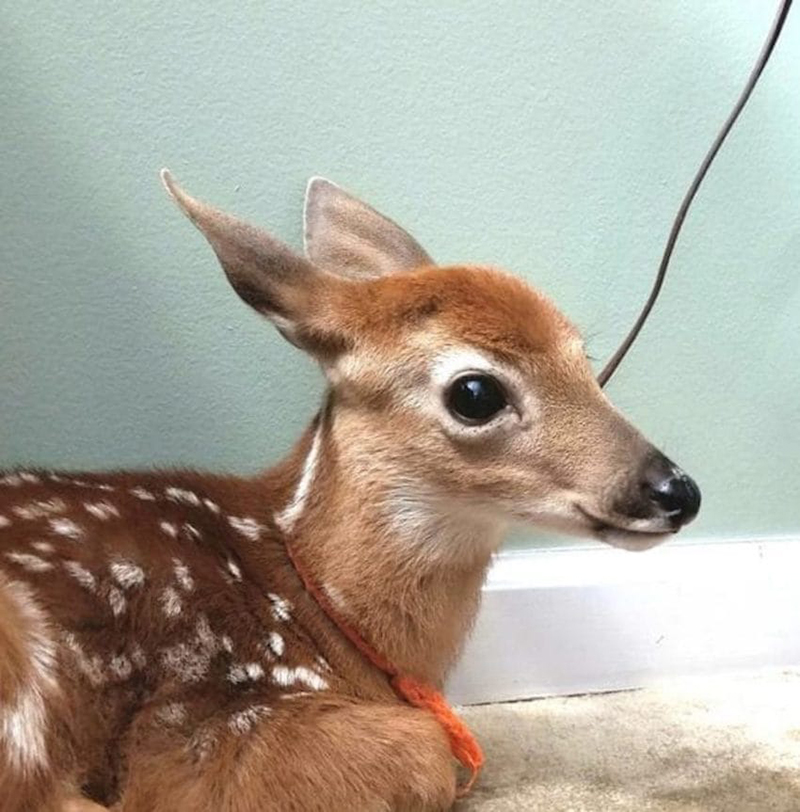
{"left": 641, "top": 454, "right": 701, "bottom": 528}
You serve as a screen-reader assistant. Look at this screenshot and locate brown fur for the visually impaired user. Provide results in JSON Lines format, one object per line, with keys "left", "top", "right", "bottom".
{"left": 0, "top": 467, "right": 452, "bottom": 810}
{"left": 0, "top": 174, "right": 697, "bottom": 811}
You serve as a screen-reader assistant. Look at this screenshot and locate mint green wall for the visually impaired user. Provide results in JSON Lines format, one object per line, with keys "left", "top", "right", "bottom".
{"left": 1, "top": 2, "right": 798, "bottom": 546}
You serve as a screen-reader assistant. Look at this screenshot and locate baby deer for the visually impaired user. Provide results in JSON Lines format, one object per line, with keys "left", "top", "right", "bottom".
{"left": 0, "top": 172, "right": 700, "bottom": 812}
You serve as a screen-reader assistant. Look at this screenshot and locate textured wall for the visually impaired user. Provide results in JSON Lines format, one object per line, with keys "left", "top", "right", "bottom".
{"left": 1, "top": 2, "right": 798, "bottom": 546}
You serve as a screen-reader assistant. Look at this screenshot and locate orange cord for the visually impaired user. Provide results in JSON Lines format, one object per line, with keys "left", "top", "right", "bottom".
{"left": 284, "top": 541, "right": 484, "bottom": 797}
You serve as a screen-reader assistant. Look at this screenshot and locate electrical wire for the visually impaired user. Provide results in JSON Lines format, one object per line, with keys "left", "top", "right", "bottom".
{"left": 598, "top": 0, "right": 794, "bottom": 387}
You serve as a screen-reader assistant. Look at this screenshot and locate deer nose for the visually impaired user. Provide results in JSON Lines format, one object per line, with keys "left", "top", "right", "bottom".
{"left": 641, "top": 454, "right": 701, "bottom": 528}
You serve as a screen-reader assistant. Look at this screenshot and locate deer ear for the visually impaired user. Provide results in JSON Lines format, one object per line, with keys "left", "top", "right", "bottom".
{"left": 303, "top": 177, "right": 433, "bottom": 280}
{"left": 161, "top": 169, "right": 343, "bottom": 354}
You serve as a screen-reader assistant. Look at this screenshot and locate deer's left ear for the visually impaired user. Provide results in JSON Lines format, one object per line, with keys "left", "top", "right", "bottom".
{"left": 303, "top": 178, "right": 433, "bottom": 280}
{"left": 161, "top": 169, "right": 347, "bottom": 357}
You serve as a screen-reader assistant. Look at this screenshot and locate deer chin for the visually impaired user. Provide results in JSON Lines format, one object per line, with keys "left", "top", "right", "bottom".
{"left": 594, "top": 526, "right": 672, "bottom": 552}
{"left": 574, "top": 505, "right": 674, "bottom": 551}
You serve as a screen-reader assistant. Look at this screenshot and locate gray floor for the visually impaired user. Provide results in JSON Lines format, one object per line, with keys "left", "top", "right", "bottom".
{"left": 456, "top": 669, "right": 800, "bottom": 811}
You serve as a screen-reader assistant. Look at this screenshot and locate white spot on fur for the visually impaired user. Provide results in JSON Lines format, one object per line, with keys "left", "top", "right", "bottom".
{"left": 84, "top": 501, "right": 120, "bottom": 520}
{"left": 4, "top": 552, "right": 53, "bottom": 573}
{"left": 63, "top": 560, "right": 96, "bottom": 591}
{"left": 173, "top": 559, "right": 194, "bottom": 592}
{"left": 0, "top": 581, "right": 58, "bottom": 771}
{"left": 165, "top": 487, "right": 201, "bottom": 507}
{"left": 227, "top": 516, "right": 264, "bottom": 542}
{"left": 190, "top": 727, "right": 217, "bottom": 761}
{"left": 196, "top": 615, "right": 216, "bottom": 650}
{"left": 221, "top": 635, "right": 234, "bottom": 653}
{"left": 110, "top": 560, "right": 145, "bottom": 590}
{"left": 49, "top": 518, "right": 83, "bottom": 540}
{"left": 13, "top": 499, "right": 67, "bottom": 521}
{"left": 160, "top": 643, "right": 209, "bottom": 681}
{"left": 93, "top": 483, "right": 115, "bottom": 492}
{"left": 274, "top": 421, "right": 323, "bottom": 534}
{"left": 267, "top": 632, "right": 285, "bottom": 658}
{"left": 203, "top": 498, "right": 220, "bottom": 514}
{"left": 159, "top": 521, "right": 178, "bottom": 539}
{"left": 271, "top": 665, "right": 329, "bottom": 692}
{"left": 0, "top": 472, "right": 40, "bottom": 487}
{"left": 131, "top": 644, "right": 147, "bottom": 669}
{"left": 315, "top": 654, "right": 332, "bottom": 673}
{"left": 31, "top": 541, "right": 54, "bottom": 554}
{"left": 160, "top": 587, "right": 182, "bottom": 617}
{"left": 0, "top": 515, "right": 10, "bottom": 528}
{"left": 0, "top": 474, "right": 23, "bottom": 487}
{"left": 130, "top": 487, "right": 156, "bottom": 501}
{"left": 160, "top": 615, "right": 218, "bottom": 682}
{"left": 109, "top": 654, "right": 132, "bottom": 680}
{"left": 228, "top": 662, "right": 265, "bottom": 684}
{"left": 267, "top": 593, "right": 292, "bottom": 622}
{"left": 108, "top": 586, "right": 126, "bottom": 617}
{"left": 228, "top": 705, "right": 270, "bottom": 734}
{"left": 62, "top": 632, "right": 105, "bottom": 687}
{"left": 182, "top": 523, "right": 202, "bottom": 541}
{"left": 226, "top": 559, "right": 242, "bottom": 581}
{"left": 156, "top": 702, "right": 187, "bottom": 726}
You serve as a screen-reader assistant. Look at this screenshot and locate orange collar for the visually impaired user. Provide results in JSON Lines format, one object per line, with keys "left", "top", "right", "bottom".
{"left": 284, "top": 540, "right": 483, "bottom": 798}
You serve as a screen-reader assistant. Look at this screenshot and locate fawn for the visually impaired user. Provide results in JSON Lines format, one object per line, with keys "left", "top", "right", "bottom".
{"left": 0, "top": 172, "right": 700, "bottom": 811}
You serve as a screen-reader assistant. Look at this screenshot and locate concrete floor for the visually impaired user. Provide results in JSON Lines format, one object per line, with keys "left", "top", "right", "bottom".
{"left": 456, "top": 670, "right": 800, "bottom": 811}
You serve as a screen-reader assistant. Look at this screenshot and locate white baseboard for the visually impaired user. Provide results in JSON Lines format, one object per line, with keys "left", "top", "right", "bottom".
{"left": 447, "top": 538, "right": 800, "bottom": 705}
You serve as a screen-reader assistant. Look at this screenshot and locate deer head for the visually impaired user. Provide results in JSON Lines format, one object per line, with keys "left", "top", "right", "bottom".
{"left": 162, "top": 171, "right": 700, "bottom": 556}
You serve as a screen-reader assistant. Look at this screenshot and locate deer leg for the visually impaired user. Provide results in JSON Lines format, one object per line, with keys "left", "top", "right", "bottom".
{"left": 118, "top": 694, "right": 457, "bottom": 812}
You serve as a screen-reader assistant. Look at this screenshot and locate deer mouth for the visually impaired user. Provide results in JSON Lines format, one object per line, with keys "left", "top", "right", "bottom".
{"left": 575, "top": 505, "right": 674, "bottom": 551}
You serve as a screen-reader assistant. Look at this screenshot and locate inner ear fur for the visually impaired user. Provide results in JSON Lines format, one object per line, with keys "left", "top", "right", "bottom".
{"left": 304, "top": 177, "right": 433, "bottom": 280}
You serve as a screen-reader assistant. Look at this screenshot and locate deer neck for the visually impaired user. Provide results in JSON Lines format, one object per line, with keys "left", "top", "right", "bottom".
{"left": 265, "top": 407, "right": 505, "bottom": 687}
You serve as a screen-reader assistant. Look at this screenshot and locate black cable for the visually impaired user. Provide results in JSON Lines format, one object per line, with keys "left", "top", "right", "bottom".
{"left": 598, "top": 0, "right": 794, "bottom": 387}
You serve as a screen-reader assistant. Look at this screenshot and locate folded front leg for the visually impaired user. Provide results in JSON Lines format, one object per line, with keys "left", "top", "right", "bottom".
{"left": 119, "top": 695, "right": 457, "bottom": 812}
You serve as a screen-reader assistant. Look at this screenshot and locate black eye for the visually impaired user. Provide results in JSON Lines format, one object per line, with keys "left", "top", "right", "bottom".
{"left": 445, "top": 374, "right": 508, "bottom": 424}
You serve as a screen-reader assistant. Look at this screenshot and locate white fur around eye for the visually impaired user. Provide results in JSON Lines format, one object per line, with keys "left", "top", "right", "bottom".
{"left": 428, "top": 347, "right": 539, "bottom": 438}
{"left": 431, "top": 349, "right": 499, "bottom": 389}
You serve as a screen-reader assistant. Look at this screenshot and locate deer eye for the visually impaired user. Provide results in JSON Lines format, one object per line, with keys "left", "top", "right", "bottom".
{"left": 445, "top": 374, "right": 508, "bottom": 424}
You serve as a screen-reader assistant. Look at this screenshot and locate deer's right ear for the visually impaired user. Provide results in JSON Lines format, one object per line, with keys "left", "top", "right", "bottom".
{"left": 303, "top": 178, "right": 433, "bottom": 280}
{"left": 161, "top": 170, "right": 343, "bottom": 354}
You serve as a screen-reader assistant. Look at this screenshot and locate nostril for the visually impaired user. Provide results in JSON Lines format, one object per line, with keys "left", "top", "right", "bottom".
{"left": 644, "top": 466, "right": 701, "bottom": 527}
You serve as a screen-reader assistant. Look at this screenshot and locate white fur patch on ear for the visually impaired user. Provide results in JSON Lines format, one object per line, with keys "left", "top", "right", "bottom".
{"left": 303, "top": 177, "right": 339, "bottom": 258}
